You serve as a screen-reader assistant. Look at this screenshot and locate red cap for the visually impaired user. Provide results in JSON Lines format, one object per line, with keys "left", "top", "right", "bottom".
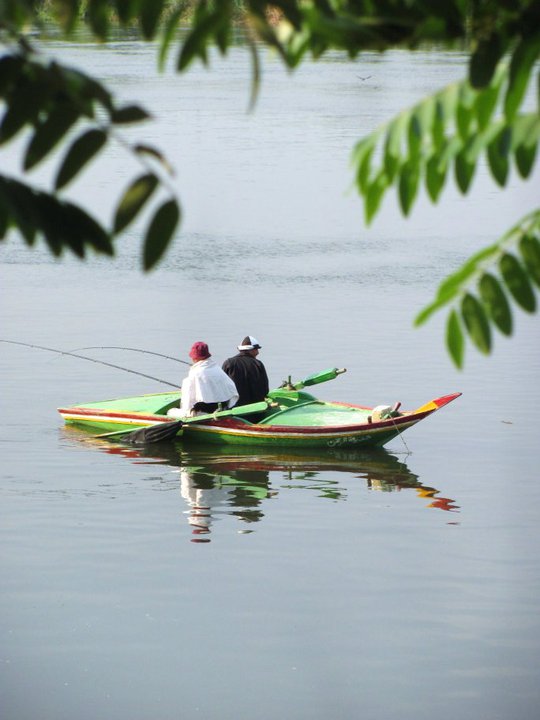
{"left": 189, "top": 341, "right": 211, "bottom": 362}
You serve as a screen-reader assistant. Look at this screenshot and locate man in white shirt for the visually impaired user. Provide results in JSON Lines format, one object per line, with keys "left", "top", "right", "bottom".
{"left": 179, "top": 341, "right": 238, "bottom": 416}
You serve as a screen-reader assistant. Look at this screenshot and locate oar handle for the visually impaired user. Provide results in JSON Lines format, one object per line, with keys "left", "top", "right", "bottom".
{"left": 95, "top": 400, "right": 269, "bottom": 439}
{"left": 293, "top": 367, "right": 347, "bottom": 389}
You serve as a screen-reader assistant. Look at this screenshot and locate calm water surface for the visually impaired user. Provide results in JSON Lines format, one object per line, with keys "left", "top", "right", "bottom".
{"left": 1, "top": 33, "right": 539, "bottom": 720}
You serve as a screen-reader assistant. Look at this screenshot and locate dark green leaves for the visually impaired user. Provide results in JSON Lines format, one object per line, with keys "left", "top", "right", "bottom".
{"left": 499, "top": 253, "right": 537, "bottom": 312}
{"left": 398, "top": 161, "right": 419, "bottom": 215}
{"left": 0, "top": 175, "right": 113, "bottom": 257}
{"left": 177, "top": 4, "right": 232, "bottom": 71}
{"left": 520, "top": 235, "right": 540, "bottom": 288}
{"left": 352, "top": 61, "right": 539, "bottom": 222}
{"left": 114, "top": 174, "right": 159, "bottom": 234}
{"left": 416, "top": 213, "right": 540, "bottom": 367}
{"left": 0, "top": 44, "right": 179, "bottom": 270}
{"left": 55, "top": 129, "right": 108, "bottom": 190}
{"left": 110, "top": 105, "right": 152, "bottom": 124}
{"left": 24, "top": 105, "right": 80, "bottom": 170}
{"left": 478, "top": 273, "right": 512, "bottom": 336}
{"left": 505, "top": 33, "right": 540, "bottom": 121}
{"left": 446, "top": 310, "right": 465, "bottom": 369}
{"left": 140, "top": 0, "right": 166, "bottom": 40}
{"left": 0, "top": 66, "right": 53, "bottom": 144}
{"left": 470, "top": 33, "right": 505, "bottom": 90}
{"left": 143, "top": 200, "right": 181, "bottom": 271}
{"left": 461, "top": 293, "right": 491, "bottom": 354}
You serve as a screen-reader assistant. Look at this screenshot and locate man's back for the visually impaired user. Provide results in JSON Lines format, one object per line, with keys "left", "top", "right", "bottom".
{"left": 222, "top": 352, "right": 269, "bottom": 406}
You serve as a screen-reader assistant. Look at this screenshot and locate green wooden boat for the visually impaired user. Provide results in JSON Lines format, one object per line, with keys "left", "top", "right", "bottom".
{"left": 58, "top": 368, "right": 461, "bottom": 449}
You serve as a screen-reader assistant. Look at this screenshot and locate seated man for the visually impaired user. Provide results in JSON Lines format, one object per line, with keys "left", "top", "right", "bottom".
{"left": 222, "top": 335, "right": 269, "bottom": 408}
{"left": 175, "top": 341, "right": 239, "bottom": 417}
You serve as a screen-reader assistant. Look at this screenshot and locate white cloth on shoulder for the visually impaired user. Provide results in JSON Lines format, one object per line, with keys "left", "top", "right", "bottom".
{"left": 178, "top": 358, "right": 238, "bottom": 415}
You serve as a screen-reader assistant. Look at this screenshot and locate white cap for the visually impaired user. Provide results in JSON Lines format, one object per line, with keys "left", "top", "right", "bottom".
{"left": 238, "top": 335, "right": 261, "bottom": 351}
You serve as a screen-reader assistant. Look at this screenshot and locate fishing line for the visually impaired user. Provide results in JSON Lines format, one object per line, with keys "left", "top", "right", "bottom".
{"left": 390, "top": 417, "right": 412, "bottom": 455}
{"left": 0, "top": 340, "right": 179, "bottom": 388}
{"left": 69, "top": 345, "right": 190, "bottom": 366}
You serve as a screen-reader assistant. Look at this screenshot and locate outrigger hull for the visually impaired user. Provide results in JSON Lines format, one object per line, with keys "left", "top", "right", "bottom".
{"left": 58, "top": 389, "right": 461, "bottom": 449}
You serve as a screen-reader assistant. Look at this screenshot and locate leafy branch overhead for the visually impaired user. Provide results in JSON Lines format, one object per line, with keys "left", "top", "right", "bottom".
{"left": 350, "top": 48, "right": 540, "bottom": 365}
{"left": 352, "top": 61, "right": 540, "bottom": 223}
{"left": 0, "top": 44, "right": 180, "bottom": 269}
{"left": 416, "top": 213, "right": 540, "bottom": 368}
{"left": 0, "top": 1, "right": 539, "bottom": 359}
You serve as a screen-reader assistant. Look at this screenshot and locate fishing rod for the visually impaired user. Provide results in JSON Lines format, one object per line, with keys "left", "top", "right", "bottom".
{"left": 69, "top": 345, "right": 190, "bottom": 366}
{"left": 0, "top": 340, "right": 179, "bottom": 388}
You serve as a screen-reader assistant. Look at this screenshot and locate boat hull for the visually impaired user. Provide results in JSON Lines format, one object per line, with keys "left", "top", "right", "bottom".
{"left": 58, "top": 391, "right": 461, "bottom": 449}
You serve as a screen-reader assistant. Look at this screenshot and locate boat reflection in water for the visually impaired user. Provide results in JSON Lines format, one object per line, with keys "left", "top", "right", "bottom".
{"left": 62, "top": 428, "right": 459, "bottom": 542}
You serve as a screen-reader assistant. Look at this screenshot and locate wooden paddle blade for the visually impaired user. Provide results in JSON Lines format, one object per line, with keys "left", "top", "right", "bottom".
{"left": 118, "top": 420, "right": 183, "bottom": 445}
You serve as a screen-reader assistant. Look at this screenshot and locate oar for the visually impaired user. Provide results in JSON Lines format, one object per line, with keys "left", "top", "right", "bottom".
{"left": 290, "top": 367, "right": 347, "bottom": 390}
{"left": 95, "top": 401, "right": 270, "bottom": 444}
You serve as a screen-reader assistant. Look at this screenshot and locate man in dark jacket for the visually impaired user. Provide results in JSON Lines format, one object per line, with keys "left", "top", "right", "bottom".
{"left": 222, "top": 336, "right": 270, "bottom": 408}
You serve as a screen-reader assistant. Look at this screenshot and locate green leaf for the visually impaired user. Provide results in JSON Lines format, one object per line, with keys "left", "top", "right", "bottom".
{"left": 456, "top": 83, "right": 475, "bottom": 140}
{"left": 0, "top": 73, "right": 52, "bottom": 145}
{"left": 352, "top": 134, "right": 377, "bottom": 194}
{"left": 113, "top": 173, "right": 159, "bottom": 234}
{"left": 438, "top": 244, "right": 500, "bottom": 301}
{"left": 31, "top": 193, "right": 74, "bottom": 257}
{"left": 87, "top": 0, "right": 110, "bottom": 39}
{"left": 446, "top": 309, "right": 464, "bottom": 369}
{"left": 177, "top": 10, "right": 223, "bottom": 71}
{"left": 469, "top": 32, "right": 505, "bottom": 89}
{"left": 62, "top": 200, "right": 114, "bottom": 256}
{"left": 143, "top": 199, "right": 181, "bottom": 271}
{"left": 487, "top": 126, "right": 511, "bottom": 186}
{"left": 478, "top": 273, "right": 513, "bottom": 336}
{"left": 407, "top": 112, "right": 422, "bottom": 157}
{"left": 425, "top": 152, "right": 447, "bottom": 202}
{"left": 384, "top": 113, "right": 407, "bottom": 181}
{"left": 398, "top": 160, "right": 419, "bottom": 216}
{"left": 505, "top": 33, "right": 540, "bottom": 121}
{"left": 356, "top": 146, "right": 375, "bottom": 195}
{"left": 158, "top": 3, "right": 186, "bottom": 71}
{"left": 110, "top": 105, "right": 151, "bottom": 124}
{"left": 246, "top": 35, "right": 262, "bottom": 112}
{"left": 116, "top": 0, "right": 139, "bottom": 24}
{"left": 461, "top": 293, "right": 491, "bottom": 354}
{"left": 519, "top": 234, "right": 540, "bottom": 288}
{"left": 0, "top": 55, "right": 23, "bottom": 97}
{"left": 140, "top": 0, "right": 165, "bottom": 39}
{"left": 0, "top": 177, "right": 37, "bottom": 245}
{"left": 414, "top": 242, "right": 500, "bottom": 327}
{"left": 499, "top": 253, "right": 537, "bottom": 312}
{"left": 54, "top": 0, "right": 79, "bottom": 33}
{"left": 134, "top": 143, "right": 174, "bottom": 174}
{"left": 55, "top": 129, "right": 107, "bottom": 190}
{"left": 511, "top": 114, "right": 540, "bottom": 150}
{"left": 0, "top": 192, "right": 10, "bottom": 239}
{"left": 474, "top": 65, "right": 504, "bottom": 130}
{"left": 365, "top": 171, "right": 388, "bottom": 225}
{"left": 416, "top": 95, "right": 435, "bottom": 137}
{"left": 515, "top": 141, "right": 537, "bottom": 178}
{"left": 439, "top": 135, "right": 463, "bottom": 172}
{"left": 455, "top": 145, "right": 476, "bottom": 193}
{"left": 437, "top": 84, "right": 459, "bottom": 125}
{"left": 512, "top": 114, "right": 540, "bottom": 178}
{"left": 432, "top": 97, "right": 446, "bottom": 149}
{"left": 24, "top": 105, "right": 80, "bottom": 171}
{"left": 61, "top": 67, "right": 113, "bottom": 113}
